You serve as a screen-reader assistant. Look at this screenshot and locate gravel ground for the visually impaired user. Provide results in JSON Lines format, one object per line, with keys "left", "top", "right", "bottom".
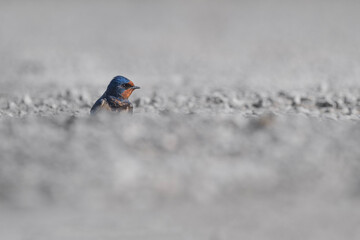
{"left": 1, "top": 87, "right": 360, "bottom": 239}
{"left": 2, "top": 0, "right": 360, "bottom": 239}
{"left": 1, "top": 85, "right": 360, "bottom": 119}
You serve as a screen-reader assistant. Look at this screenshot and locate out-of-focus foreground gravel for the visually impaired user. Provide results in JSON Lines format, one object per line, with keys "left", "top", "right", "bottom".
{"left": 1, "top": 87, "right": 360, "bottom": 239}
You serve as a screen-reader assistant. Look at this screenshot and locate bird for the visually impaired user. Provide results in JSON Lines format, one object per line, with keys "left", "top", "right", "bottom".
{"left": 90, "top": 76, "right": 140, "bottom": 115}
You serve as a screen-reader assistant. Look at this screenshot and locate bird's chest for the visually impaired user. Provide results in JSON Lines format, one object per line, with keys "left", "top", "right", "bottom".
{"left": 112, "top": 104, "right": 133, "bottom": 113}
{"left": 108, "top": 97, "right": 133, "bottom": 113}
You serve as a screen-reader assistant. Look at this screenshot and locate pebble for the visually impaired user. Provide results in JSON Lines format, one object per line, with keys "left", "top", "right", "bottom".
{"left": 342, "top": 107, "right": 352, "bottom": 115}
{"left": 344, "top": 95, "right": 356, "bottom": 105}
{"left": 292, "top": 95, "right": 301, "bottom": 105}
{"left": 316, "top": 98, "right": 333, "bottom": 108}
{"left": 229, "top": 98, "right": 245, "bottom": 109}
{"left": 252, "top": 99, "right": 262, "bottom": 108}
{"left": 7, "top": 101, "right": 17, "bottom": 111}
{"left": 22, "top": 94, "right": 33, "bottom": 106}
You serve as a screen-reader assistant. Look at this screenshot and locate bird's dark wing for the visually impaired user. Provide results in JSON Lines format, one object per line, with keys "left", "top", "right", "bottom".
{"left": 107, "top": 96, "right": 133, "bottom": 113}
{"left": 90, "top": 97, "right": 111, "bottom": 115}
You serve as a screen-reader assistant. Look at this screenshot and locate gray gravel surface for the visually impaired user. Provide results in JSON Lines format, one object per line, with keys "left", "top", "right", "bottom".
{"left": 2, "top": 0, "right": 360, "bottom": 239}
{"left": 1, "top": 87, "right": 360, "bottom": 239}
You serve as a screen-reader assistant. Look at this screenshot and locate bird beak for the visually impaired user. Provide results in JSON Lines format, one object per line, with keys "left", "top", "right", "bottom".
{"left": 131, "top": 86, "right": 140, "bottom": 89}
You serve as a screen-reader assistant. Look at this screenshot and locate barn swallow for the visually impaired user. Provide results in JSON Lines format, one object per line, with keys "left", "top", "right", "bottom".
{"left": 90, "top": 76, "right": 140, "bottom": 115}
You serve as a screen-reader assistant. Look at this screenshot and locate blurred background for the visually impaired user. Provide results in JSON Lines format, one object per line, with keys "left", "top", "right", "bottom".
{"left": 1, "top": 0, "right": 360, "bottom": 93}
{"left": 1, "top": 1, "right": 360, "bottom": 239}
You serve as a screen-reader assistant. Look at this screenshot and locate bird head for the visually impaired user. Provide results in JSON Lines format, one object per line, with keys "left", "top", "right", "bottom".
{"left": 106, "top": 76, "right": 140, "bottom": 99}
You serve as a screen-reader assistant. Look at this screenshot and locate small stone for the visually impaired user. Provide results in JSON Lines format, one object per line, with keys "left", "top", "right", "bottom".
{"left": 292, "top": 95, "right": 301, "bottom": 105}
{"left": 334, "top": 98, "right": 344, "bottom": 109}
{"left": 229, "top": 98, "right": 245, "bottom": 109}
{"left": 300, "top": 97, "right": 313, "bottom": 106}
{"left": 344, "top": 95, "right": 356, "bottom": 106}
{"left": 22, "top": 94, "right": 33, "bottom": 106}
{"left": 342, "top": 107, "right": 352, "bottom": 115}
{"left": 252, "top": 99, "right": 263, "bottom": 108}
{"left": 7, "top": 101, "right": 17, "bottom": 111}
{"left": 316, "top": 98, "right": 333, "bottom": 108}
{"left": 207, "top": 93, "right": 226, "bottom": 105}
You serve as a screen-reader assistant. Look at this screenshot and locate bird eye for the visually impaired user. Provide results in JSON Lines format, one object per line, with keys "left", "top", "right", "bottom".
{"left": 122, "top": 83, "right": 132, "bottom": 89}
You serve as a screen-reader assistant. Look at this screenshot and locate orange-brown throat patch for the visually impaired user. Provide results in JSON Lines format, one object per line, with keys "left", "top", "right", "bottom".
{"left": 121, "top": 88, "right": 134, "bottom": 99}
{"left": 128, "top": 80, "right": 135, "bottom": 87}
